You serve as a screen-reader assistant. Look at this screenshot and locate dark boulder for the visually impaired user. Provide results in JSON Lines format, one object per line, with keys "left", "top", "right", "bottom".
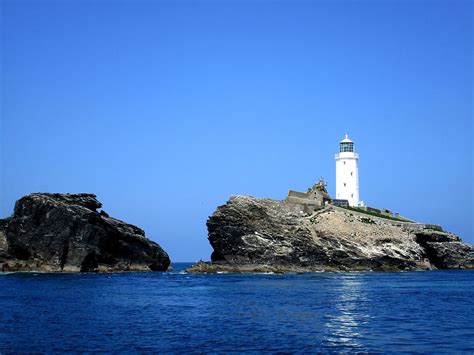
{"left": 416, "top": 231, "right": 474, "bottom": 269}
{"left": 0, "top": 193, "right": 170, "bottom": 272}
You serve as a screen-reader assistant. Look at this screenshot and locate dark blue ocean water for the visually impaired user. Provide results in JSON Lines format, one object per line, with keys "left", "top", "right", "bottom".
{"left": 0, "top": 264, "right": 473, "bottom": 353}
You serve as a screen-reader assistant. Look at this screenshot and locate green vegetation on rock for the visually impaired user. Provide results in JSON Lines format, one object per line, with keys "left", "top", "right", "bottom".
{"left": 340, "top": 205, "right": 411, "bottom": 222}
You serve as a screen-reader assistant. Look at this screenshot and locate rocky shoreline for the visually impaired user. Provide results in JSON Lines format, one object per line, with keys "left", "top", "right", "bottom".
{"left": 1, "top": 193, "right": 472, "bottom": 274}
{"left": 187, "top": 195, "right": 474, "bottom": 273}
{"left": 0, "top": 193, "right": 170, "bottom": 272}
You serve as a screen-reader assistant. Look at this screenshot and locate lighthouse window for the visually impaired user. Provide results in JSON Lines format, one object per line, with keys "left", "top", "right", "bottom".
{"left": 344, "top": 183, "right": 346, "bottom": 187}
{"left": 351, "top": 172, "right": 353, "bottom": 176}
{"left": 351, "top": 194, "right": 354, "bottom": 198}
{"left": 343, "top": 161, "right": 346, "bottom": 165}
{"left": 340, "top": 142, "right": 354, "bottom": 152}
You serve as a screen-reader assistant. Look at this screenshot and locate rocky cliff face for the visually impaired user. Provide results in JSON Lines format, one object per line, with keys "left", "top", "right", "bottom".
{"left": 188, "top": 196, "right": 474, "bottom": 273}
{"left": 0, "top": 193, "right": 170, "bottom": 272}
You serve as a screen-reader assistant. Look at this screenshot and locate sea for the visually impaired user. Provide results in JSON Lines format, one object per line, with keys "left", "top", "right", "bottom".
{"left": 0, "top": 263, "right": 473, "bottom": 353}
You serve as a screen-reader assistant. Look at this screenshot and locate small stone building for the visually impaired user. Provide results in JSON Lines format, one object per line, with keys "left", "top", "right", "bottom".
{"left": 286, "top": 178, "right": 332, "bottom": 214}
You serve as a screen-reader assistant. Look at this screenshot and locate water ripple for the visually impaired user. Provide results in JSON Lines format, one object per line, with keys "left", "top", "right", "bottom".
{"left": 0, "top": 265, "right": 473, "bottom": 352}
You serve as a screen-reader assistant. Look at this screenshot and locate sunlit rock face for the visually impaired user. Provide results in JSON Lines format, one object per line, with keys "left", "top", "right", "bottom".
{"left": 189, "top": 195, "right": 474, "bottom": 273}
{"left": 0, "top": 193, "right": 170, "bottom": 272}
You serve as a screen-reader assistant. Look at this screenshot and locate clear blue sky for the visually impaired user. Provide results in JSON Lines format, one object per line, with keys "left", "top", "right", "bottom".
{"left": 1, "top": 0, "right": 472, "bottom": 261}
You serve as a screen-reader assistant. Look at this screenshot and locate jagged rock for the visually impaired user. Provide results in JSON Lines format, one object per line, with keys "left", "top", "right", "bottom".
{"left": 187, "top": 195, "right": 474, "bottom": 273}
{"left": 0, "top": 193, "right": 170, "bottom": 272}
{"left": 415, "top": 231, "right": 474, "bottom": 269}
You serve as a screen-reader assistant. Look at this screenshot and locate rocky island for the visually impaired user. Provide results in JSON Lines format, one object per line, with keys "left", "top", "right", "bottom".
{"left": 189, "top": 135, "right": 474, "bottom": 273}
{"left": 0, "top": 193, "right": 170, "bottom": 272}
{"left": 188, "top": 193, "right": 474, "bottom": 273}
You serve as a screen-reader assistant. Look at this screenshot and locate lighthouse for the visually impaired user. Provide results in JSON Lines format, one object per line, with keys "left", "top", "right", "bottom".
{"left": 335, "top": 134, "right": 359, "bottom": 206}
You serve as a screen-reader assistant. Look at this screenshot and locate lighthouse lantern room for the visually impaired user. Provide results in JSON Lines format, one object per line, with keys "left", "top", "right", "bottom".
{"left": 335, "top": 134, "right": 360, "bottom": 206}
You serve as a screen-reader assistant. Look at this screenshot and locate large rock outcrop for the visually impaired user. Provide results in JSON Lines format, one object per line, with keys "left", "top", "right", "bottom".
{"left": 188, "top": 196, "right": 474, "bottom": 273}
{"left": 0, "top": 193, "right": 170, "bottom": 272}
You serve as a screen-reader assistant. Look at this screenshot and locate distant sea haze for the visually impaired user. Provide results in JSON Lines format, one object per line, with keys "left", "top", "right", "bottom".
{"left": 1, "top": 265, "right": 473, "bottom": 353}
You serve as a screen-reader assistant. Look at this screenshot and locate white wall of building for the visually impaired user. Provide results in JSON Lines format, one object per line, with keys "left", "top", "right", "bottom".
{"left": 335, "top": 152, "right": 359, "bottom": 206}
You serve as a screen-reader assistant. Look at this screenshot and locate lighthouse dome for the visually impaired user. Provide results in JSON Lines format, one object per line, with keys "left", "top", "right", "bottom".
{"left": 340, "top": 134, "right": 353, "bottom": 143}
{"left": 339, "top": 134, "right": 355, "bottom": 152}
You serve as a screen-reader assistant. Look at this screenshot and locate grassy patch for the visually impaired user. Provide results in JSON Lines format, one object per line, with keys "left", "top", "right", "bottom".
{"left": 340, "top": 206, "right": 412, "bottom": 222}
{"left": 360, "top": 217, "right": 376, "bottom": 224}
{"left": 424, "top": 224, "right": 443, "bottom": 232}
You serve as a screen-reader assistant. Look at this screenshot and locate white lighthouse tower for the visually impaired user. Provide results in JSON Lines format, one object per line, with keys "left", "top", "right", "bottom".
{"left": 335, "top": 134, "right": 359, "bottom": 206}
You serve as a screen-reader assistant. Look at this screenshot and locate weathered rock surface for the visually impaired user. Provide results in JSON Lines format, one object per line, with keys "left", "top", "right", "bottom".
{"left": 0, "top": 193, "right": 170, "bottom": 272}
{"left": 188, "top": 196, "right": 474, "bottom": 273}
